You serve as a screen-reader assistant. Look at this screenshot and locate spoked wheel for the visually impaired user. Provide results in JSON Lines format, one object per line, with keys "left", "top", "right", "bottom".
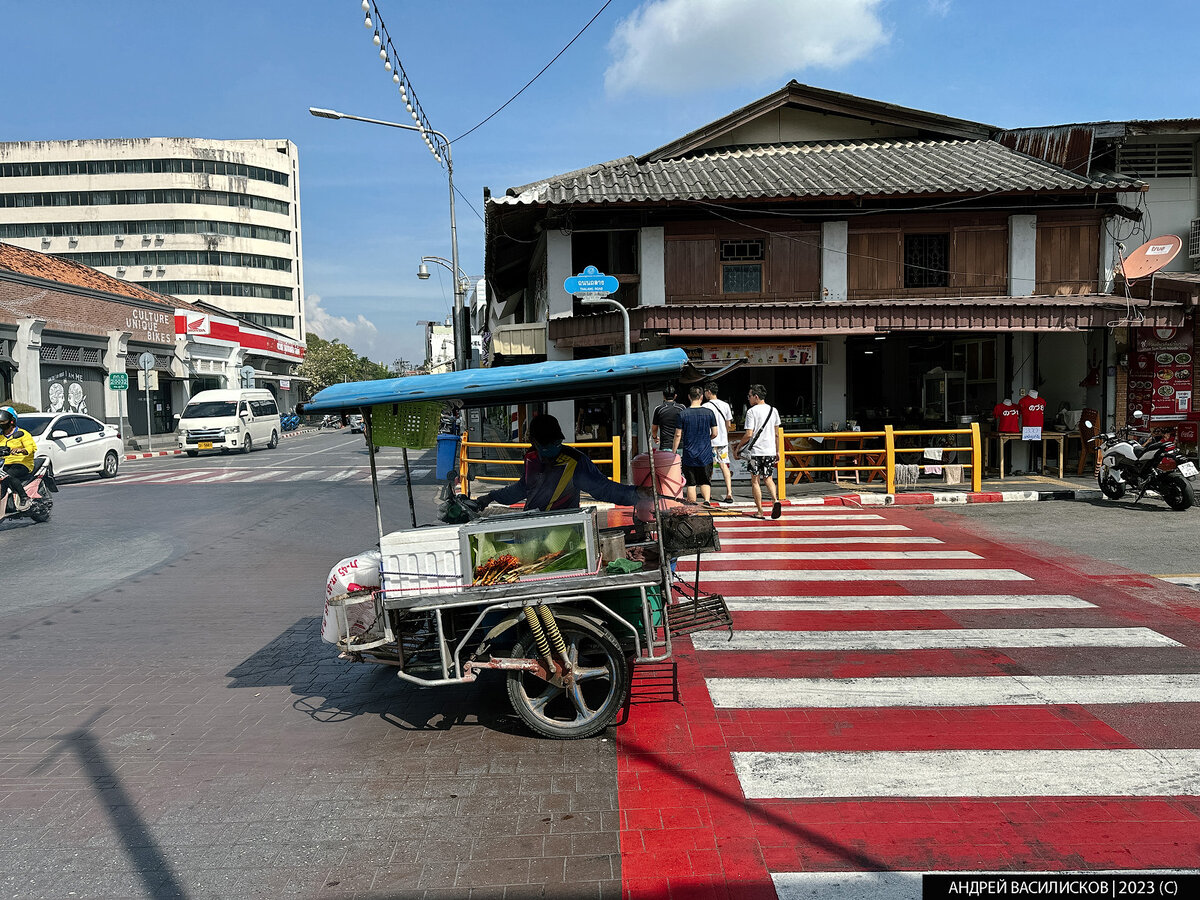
{"left": 101, "top": 450, "right": 119, "bottom": 478}
{"left": 1162, "top": 476, "right": 1195, "bottom": 511}
{"left": 506, "top": 616, "right": 628, "bottom": 740}
{"left": 268, "top": 430, "right": 279, "bottom": 449}
{"left": 1098, "top": 466, "right": 1126, "bottom": 500}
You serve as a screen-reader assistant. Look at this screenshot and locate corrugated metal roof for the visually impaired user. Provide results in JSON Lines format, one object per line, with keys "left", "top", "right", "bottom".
{"left": 497, "top": 139, "right": 1143, "bottom": 206}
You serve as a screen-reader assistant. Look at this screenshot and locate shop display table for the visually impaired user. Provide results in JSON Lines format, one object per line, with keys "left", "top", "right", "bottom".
{"left": 983, "top": 432, "right": 1065, "bottom": 479}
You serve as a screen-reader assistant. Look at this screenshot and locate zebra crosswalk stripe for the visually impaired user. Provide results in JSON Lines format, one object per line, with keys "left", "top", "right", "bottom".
{"left": 722, "top": 594, "right": 1095, "bottom": 611}
{"left": 680, "top": 550, "right": 980, "bottom": 561}
{"left": 731, "top": 748, "right": 1200, "bottom": 798}
{"left": 716, "top": 536, "right": 942, "bottom": 545}
{"left": 705, "top": 673, "right": 1200, "bottom": 709}
{"left": 699, "top": 568, "right": 1031, "bottom": 582}
{"left": 691, "top": 626, "right": 1182, "bottom": 651}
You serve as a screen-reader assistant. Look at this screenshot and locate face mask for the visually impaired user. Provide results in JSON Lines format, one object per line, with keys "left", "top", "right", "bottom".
{"left": 535, "top": 441, "right": 563, "bottom": 460}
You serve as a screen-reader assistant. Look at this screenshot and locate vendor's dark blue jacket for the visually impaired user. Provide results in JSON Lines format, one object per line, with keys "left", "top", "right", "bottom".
{"left": 488, "top": 445, "right": 637, "bottom": 510}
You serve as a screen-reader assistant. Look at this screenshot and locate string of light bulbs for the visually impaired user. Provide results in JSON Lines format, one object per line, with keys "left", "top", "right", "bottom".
{"left": 360, "top": 0, "right": 443, "bottom": 164}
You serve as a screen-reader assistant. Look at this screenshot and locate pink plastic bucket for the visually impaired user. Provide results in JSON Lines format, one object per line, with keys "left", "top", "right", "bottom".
{"left": 631, "top": 451, "right": 685, "bottom": 500}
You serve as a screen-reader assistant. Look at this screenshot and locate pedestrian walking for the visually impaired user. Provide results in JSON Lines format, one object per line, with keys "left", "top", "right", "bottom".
{"left": 672, "top": 385, "right": 718, "bottom": 505}
{"left": 733, "top": 384, "right": 781, "bottom": 519}
{"left": 703, "top": 381, "right": 735, "bottom": 503}
{"left": 651, "top": 387, "right": 684, "bottom": 452}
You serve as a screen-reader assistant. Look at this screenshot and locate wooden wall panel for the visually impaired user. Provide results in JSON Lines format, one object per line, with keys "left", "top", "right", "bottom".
{"left": 767, "top": 230, "right": 820, "bottom": 298}
{"left": 848, "top": 230, "right": 901, "bottom": 296}
{"left": 1036, "top": 221, "right": 1100, "bottom": 295}
{"left": 665, "top": 237, "right": 718, "bottom": 300}
{"left": 951, "top": 226, "right": 1008, "bottom": 291}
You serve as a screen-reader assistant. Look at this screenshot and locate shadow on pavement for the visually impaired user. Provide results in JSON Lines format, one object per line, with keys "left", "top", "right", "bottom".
{"left": 32, "top": 708, "right": 186, "bottom": 899}
{"left": 225, "top": 617, "right": 530, "bottom": 736}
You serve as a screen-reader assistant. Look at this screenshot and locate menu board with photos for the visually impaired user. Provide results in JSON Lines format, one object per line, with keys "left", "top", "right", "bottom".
{"left": 1129, "top": 327, "right": 1194, "bottom": 422}
{"left": 693, "top": 343, "right": 819, "bottom": 366}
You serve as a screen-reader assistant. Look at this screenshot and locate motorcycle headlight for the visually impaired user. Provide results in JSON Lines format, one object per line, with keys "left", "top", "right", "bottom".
{"left": 224, "top": 425, "right": 240, "bottom": 434}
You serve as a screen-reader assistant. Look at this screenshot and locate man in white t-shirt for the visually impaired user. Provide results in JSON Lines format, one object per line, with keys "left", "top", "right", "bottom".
{"left": 703, "top": 381, "right": 735, "bottom": 503}
{"left": 733, "top": 383, "right": 781, "bottom": 519}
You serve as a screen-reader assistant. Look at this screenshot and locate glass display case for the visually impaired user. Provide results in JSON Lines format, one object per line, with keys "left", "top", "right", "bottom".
{"left": 921, "top": 368, "right": 967, "bottom": 422}
{"left": 461, "top": 507, "right": 598, "bottom": 582}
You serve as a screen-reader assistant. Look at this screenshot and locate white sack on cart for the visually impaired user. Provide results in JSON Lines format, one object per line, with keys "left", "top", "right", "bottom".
{"left": 320, "top": 550, "right": 382, "bottom": 644}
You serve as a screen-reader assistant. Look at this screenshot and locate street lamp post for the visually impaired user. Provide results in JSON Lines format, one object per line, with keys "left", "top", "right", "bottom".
{"left": 417, "top": 255, "right": 474, "bottom": 365}
{"left": 579, "top": 296, "right": 632, "bottom": 481}
{"left": 309, "top": 106, "right": 467, "bottom": 371}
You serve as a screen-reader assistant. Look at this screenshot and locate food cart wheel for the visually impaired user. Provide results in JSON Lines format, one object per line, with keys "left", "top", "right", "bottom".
{"left": 506, "top": 617, "right": 628, "bottom": 740}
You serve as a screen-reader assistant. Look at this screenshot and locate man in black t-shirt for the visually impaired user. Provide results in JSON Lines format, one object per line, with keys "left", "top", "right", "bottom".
{"left": 650, "top": 387, "right": 684, "bottom": 452}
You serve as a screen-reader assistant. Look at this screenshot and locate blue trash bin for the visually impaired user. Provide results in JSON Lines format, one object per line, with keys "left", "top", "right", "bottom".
{"left": 436, "top": 433, "right": 461, "bottom": 481}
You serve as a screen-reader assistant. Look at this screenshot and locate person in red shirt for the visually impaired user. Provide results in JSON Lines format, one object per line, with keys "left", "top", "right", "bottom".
{"left": 993, "top": 399, "right": 1020, "bottom": 434}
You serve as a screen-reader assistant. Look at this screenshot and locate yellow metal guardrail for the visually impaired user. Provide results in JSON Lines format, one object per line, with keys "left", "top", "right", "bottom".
{"left": 776, "top": 423, "right": 982, "bottom": 497}
{"left": 459, "top": 437, "right": 621, "bottom": 494}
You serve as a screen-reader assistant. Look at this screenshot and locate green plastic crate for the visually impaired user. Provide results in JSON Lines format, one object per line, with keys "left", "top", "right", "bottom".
{"left": 368, "top": 401, "right": 441, "bottom": 449}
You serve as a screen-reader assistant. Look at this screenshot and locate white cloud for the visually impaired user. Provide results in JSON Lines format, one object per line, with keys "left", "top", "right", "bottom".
{"left": 605, "top": 0, "right": 888, "bottom": 95}
{"left": 304, "top": 293, "right": 380, "bottom": 357}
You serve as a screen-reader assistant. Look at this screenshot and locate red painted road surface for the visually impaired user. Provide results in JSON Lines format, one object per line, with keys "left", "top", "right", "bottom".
{"left": 617, "top": 507, "right": 1200, "bottom": 899}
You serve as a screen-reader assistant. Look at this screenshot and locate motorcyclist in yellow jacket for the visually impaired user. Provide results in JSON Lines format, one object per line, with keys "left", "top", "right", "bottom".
{"left": 0, "top": 407, "right": 37, "bottom": 509}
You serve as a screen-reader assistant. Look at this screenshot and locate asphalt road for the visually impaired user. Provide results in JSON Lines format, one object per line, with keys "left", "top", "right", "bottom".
{"left": 929, "top": 495, "right": 1200, "bottom": 578}
{"left": 1, "top": 429, "right": 622, "bottom": 899}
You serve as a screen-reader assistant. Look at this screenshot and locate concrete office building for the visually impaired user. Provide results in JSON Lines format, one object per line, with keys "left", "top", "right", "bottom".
{"left": 0, "top": 138, "right": 304, "bottom": 342}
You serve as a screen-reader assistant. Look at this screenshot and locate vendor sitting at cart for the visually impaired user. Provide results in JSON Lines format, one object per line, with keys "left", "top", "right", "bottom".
{"left": 475, "top": 414, "right": 642, "bottom": 512}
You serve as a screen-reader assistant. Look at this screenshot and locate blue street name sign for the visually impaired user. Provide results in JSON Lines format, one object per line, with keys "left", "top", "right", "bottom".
{"left": 564, "top": 265, "right": 620, "bottom": 297}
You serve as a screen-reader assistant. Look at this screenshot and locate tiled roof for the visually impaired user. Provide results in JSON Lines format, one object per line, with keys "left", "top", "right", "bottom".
{"left": 0, "top": 241, "right": 183, "bottom": 307}
{"left": 496, "top": 139, "right": 1144, "bottom": 206}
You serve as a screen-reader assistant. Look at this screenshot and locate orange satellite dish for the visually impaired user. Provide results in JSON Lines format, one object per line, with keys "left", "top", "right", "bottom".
{"left": 1120, "top": 235, "right": 1182, "bottom": 280}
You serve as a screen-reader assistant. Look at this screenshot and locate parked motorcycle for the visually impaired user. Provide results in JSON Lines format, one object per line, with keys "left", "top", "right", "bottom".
{"left": 280, "top": 413, "right": 301, "bottom": 432}
{"left": 0, "top": 456, "right": 57, "bottom": 525}
{"left": 1089, "top": 412, "right": 1198, "bottom": 511}
{"left": 319, "top": 415, "right": 340, "bottom": 430}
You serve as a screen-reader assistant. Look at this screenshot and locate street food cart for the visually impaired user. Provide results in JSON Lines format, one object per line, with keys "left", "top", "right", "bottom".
{"left": 298, "top": 349, "right": 733, "bottom": 739}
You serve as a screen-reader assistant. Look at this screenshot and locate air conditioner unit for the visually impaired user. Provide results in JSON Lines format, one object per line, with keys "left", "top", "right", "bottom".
{"left": 67, "top": 235, "right": 78, "bottom": 247}
{"left": 143, "top": 266, "right": 153, "bottom": 277}
{"left": 142, "top": 234, "right": 152, "bottom": 244}
{"left": 156, "top": 265, "right": 166, "bottom": 275}
{"left": 1189, "top": 217, "right": 1200, "bottom": 262}
{"left": 40, "top": 237, "right": 51, "bottom": 249}
{"left": 154, "top": 233, "right": 165, "bottom": 243}
{"left": 116, "top": 266, "right": 126, "bottom": 276}
{"left": 114, "top": 234, "right": 125, "bottom": 245}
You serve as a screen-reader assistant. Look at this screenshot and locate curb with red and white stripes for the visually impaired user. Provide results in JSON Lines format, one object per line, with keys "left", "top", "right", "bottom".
{"left": 122, "top": 427, "right": 319, "bottom": 461}
{"left": 787, "top": 488, "right": 1102, "bottom": 507}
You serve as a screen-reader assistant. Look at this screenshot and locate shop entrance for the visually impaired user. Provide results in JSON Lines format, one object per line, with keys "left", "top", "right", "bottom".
{"left": 717, "top": 365, "right": 820, "bottom": 431}
{"left": 127, "top": 379, "right": 175, "bottom": 435}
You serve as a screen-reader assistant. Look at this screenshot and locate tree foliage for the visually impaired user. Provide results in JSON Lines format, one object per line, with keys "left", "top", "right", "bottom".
{"left": 299, "top": 333, "right": 392, "bottom": 396}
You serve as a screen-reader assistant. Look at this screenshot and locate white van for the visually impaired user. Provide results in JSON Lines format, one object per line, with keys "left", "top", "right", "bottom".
{"left": 176, "top": 389, "right": 281, "bottom": 456}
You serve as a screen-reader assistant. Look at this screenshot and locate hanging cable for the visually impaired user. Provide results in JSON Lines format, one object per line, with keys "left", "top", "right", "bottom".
{"left": 449, "top": 0, "right": 615, "bottom": 144}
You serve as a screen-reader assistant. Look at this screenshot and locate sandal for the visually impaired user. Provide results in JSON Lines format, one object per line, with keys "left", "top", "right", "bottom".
{"left": 771, "top": 501, "right": 782, "bottom": 519}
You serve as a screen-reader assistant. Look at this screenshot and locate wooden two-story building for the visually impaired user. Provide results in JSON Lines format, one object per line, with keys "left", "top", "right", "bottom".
{"left": 484, "top": 83, "right": 1185, "bottom": 445}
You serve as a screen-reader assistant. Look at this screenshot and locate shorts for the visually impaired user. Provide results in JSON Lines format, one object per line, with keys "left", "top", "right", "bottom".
{"left": 744, "top": 455, "right": 777, "bottom": 478}
{"left": 712, "top": 444, "right": 730, "bottom": 465}
{"left": 682, "top": 464, "right": 712, "bottom": 487}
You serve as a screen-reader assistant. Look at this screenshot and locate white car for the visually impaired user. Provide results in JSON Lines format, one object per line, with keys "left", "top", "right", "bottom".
{"left": 19, "top": 412, "right": 123, "bottom": 479}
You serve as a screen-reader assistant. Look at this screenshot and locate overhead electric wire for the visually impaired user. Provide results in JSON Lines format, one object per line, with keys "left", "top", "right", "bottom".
{"left": 448, "top": 0, "right": 614, "bottom": 144}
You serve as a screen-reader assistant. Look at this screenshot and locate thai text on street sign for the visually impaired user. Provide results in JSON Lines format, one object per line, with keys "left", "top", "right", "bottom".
{"left": 564, "top": 265, "right": 619, "bottom": 297}
{"left": 109, "top": 372, "right": 129, "bottom": 391}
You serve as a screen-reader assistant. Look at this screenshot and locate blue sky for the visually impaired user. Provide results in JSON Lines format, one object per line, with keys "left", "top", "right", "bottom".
{"left": 3, "top": 0, "right": 1197, "bottom": 364}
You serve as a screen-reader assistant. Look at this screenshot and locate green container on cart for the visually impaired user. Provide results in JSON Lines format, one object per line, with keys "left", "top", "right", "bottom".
{"left": 609, "top": 585, "right": 665, "bottom": 632}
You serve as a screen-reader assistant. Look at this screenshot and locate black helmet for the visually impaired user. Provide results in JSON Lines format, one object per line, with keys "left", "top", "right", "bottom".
{"left": 0, "top": 407, "right": 15, "bottom": 429}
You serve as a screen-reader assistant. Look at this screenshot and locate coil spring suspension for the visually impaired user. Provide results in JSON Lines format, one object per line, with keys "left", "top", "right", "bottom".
{"left": 536, "top": 604, "right": 568, "bottom": 659}
{"left": 523, "top": 605, "right": 556, "bottom": 672}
